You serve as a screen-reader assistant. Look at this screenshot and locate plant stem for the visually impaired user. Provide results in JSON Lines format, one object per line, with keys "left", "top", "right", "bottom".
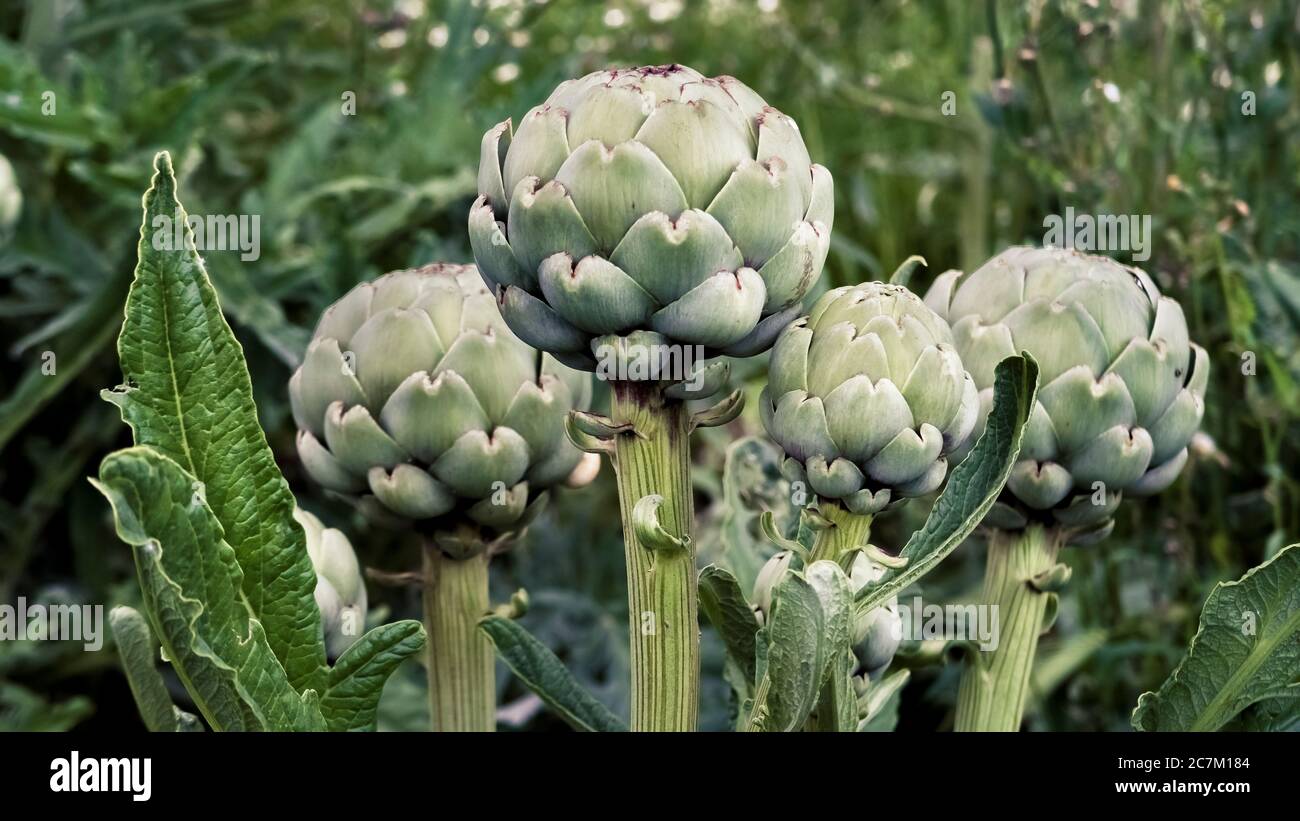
{"left": 810, "top": 500, "right": 873, "bottom": 564}
{"left": 954, "top": 525, "right": 1065, "bottom": 732}
{"left": 610, "top": 381, "right": 698, "bottom": 732}
{"left": 422, "top": 544, "right": 494, "bottom": 732}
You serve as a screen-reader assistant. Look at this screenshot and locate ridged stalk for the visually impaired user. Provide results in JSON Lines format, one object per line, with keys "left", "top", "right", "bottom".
{"left": 422, "top": 545, "right": 494, "bottom": 732}
{"left": 610, "top": 381, "right": 698, "bottom": 732}
{"left": 810, "top": 500, "right": 873, "bottom": 564}
{"left": 954, "top": 525, "right": 1064, "bottom": 731}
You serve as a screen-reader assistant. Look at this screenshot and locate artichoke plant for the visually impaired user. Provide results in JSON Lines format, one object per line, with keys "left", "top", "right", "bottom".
{"left": 470, "top": 63, "right": 833, "bottom": 374}
{"left": 927, "top": 246, "right": 1209, "bottom": 732}
{"left": 470, "top": 64, "right": 834, "bottom": 731}
{"left": 291, "top": 262, "right": 594, "bottom": 732}
{"left": 294, "top": 506, "right": 367, "bottom": 659}
{"left": 762, "top": 281, "right": 979, "bottom": 517}
{"left": 291, "top": 263, "right": 593, "bottom": 546}
{"left": 924, "top": 245, "right": 1209, "bottom": 541}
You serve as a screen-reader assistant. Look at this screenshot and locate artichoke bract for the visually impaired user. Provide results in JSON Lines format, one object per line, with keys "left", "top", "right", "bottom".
{"left": 924, "top": 246, "right": 1209, "bottom": 536}
{"left": 470, "top": 63, "right": 833, "bottom": 374}
{"left": 761, "top": 282, "right": 979, "bottom": 516}
{"left": 290, "top": 264, "right": 593, "bottom": 549}
{"left": 294, "top": 507, "right": 367, "bottom": 659}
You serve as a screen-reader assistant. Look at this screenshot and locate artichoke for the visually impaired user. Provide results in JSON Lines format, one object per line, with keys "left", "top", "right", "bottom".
{"left": 761, "top": 282, "right": 980, "bottom": 516}
{"left": 469, "top": 63, "right": 833, "bottom": 373}
{"left": 848, "top": 553, "right": 901, "bottom": 677}
{"left": 924, "top": 246, "right": 1209, "bottom": 536}
{"left": 751, "top": 550, "right": 902, "bottom": 678}
{"left": 294, "top": 506, "right": 366, "bottom": 658}
{"left": 290, "top": 264, "right": 593, "bottom": 549}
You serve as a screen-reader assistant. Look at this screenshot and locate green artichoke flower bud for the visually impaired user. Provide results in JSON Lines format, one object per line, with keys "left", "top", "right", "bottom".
{"left": 294, "top": 506, "right": 366, "bottom": 658}
{"left": 848, "top": 553, "right": 901, "bottom": 677}
{"left": 470, "top": 64, "right": 833, "bottom": 373}
{"left": 290, "top": 264, "right": 594, "bottom": 545}
{"left": 924, "top": 246, "right": 1209, "bottom": 535}
{"left": 750, "top": 550, "right": 794, "bottom": 623}
{"left": 761, "top": 282, "right": 980, "bottom": 516}
{"left": 752, "top": 550, "right": 902, "bottom": 675}
{"left": 0, "top": 153, "right": 21, "bottom": 237}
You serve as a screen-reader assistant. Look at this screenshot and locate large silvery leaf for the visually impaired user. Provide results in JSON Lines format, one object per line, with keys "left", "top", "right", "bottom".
{"left": 319, "top": 620, "right": 426, "bottom": 732}
{"left": 856, "top": 353, "right": 1038, "bottom": 616}
{"left": 716, "top": 436, "right": 791, "bottom": 592}
{"left": 1133, "top": 543, "right": 1300, "bottom": 732}
{"left": 698, "top": 564, "right": 760, "bottom": 685}
{"left": 109, "top": 606, "right": 203, "bottom": 732}
{"left": 93, "top": 447, "right": 326, "bottom": 732}
{"left": 752, "top": 570, "right": 827, "bottom": 732}
{"left": 103, "top": 152, "right": 326, "bottom": 694}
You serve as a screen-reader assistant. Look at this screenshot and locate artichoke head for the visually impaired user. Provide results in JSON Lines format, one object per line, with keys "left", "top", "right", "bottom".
{"left": 470, "top": 64, "right": 833, "bottom": 378}
{"left": 924, "top": 246, "right": 1209, "bottom": 538}
{"left": 761, "top": 282, "right": 979, "bottom": 516}
{"left": 290, "top": 264, "right": 593, "bottom": 549}
{"left": 294, "top": 507, "right": 366, "bottom": 659}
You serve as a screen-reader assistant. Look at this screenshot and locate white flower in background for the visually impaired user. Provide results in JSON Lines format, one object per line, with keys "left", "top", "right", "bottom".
{"left": 294, "top": 507, "right": 368, "bottom": 658}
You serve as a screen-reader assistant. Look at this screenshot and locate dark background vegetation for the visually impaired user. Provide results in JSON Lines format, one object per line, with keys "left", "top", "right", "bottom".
{"left": 0, "top": 0, "right": 1296, "bottom": 731}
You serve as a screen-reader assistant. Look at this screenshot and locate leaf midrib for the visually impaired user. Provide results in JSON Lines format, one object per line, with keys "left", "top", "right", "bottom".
{"left": 1190, "top": 601, "right": 1300, "bottom": 731}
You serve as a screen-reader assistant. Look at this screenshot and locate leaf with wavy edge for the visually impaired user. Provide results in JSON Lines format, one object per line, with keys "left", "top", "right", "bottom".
{"left": 103, "top": 151, "right": 326, "bottom": 694}
{"left": 856, "top": 353, "right": 1039, "bottom": 616}
{"left": 1133, "top": 543, "right": 1300, "bottom": 731}
{"left": 93, "top": 447, "right": 326, "bottom": 731}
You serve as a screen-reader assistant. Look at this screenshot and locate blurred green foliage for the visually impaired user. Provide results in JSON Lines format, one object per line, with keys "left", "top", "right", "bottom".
{"left": 0, "top": 0, "right": 1296, "bottom": 732}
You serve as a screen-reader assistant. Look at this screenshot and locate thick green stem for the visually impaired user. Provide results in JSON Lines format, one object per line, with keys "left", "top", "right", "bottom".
{"left": 422, "top": 545, "right": 495, "bottom": 732}
{"left": 954, "top": 525, "right": 1064, "bottom": 732}
{"left": 610, "top": 381, "right": 698, "bottom": 732}
{"left": 810, "top": 500, "right": 873, "bottom": 564}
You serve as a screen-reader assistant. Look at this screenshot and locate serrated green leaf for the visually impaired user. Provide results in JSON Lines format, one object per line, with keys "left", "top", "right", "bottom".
{"left": 109, "top": 605, "right": 202, "bottom": 732}
{"left": 103, "top": 151, "right": 326, "bottom": 694}
{"left": 856, "top": 353, "right": 1039, "bottom": 616}
{"left": 92, "top": 447, "right": 326, "bottom": 732}
{"left": 478, "top": 615, "right": 627, "bottom": 732}
{"left": 1133, "top": 543, "right": 1300, "bottom": 732}
{"left": 319, "top": 620, "right": 426, "bottom": 732}
{"left": 698, "top": 564, "right": 760, "bottom": 685}
{"left": 754, "top": 570, "right": 826, "bottom": 732}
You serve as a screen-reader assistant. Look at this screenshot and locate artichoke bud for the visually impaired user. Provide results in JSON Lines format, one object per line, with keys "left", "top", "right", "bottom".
{"left": 290, "top": 264, "right": 594, "bottom": 551}
{"left": 751, "top": 550, "right": 795, "bottom": 623}
{"left": 761, "top": 281, "right": 980, "bottom": 515}
{"left": 294, "top": 507, "right": 367, "bottom": 659}
{"left": 848, "top": 551, "right": 903, "bottom": 676}
{"left": 923, "top": 246, "right": 1209, "bottom": 536}
{"left": 470, "top": 64, "right": 834, "bottom": 388}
